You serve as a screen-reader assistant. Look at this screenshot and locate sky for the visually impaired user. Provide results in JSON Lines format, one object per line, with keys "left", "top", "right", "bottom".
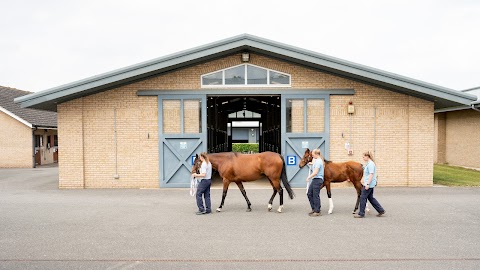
{"left": 1, "top": 0, "right": 479, "bottom": 92}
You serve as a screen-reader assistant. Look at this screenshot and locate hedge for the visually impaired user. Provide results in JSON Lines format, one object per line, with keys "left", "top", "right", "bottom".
{"left": 232, "top": 143, "right": 259, "bottom": 153}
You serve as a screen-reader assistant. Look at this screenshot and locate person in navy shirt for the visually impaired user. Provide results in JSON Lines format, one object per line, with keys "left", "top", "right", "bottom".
{"left": 354, "top": 151, "right": 386, "bottom": 218}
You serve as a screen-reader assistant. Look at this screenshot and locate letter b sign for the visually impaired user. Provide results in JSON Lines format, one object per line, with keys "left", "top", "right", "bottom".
{"left": 286, "top": 156, "right": 296, "bottom": 166}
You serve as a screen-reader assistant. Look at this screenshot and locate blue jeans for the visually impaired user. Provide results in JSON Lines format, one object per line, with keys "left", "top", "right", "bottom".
{"left": 358, "top": 187, "right": 385, "bottom": 216}
{"left": 307, "top": 178, "right": 323, "bottom": 213}
{"left": 196, "top": 179, "right": 211, "bottom": 213}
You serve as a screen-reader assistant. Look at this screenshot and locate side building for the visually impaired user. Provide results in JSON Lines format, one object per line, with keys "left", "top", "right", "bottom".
{"left": 434, "top": 86, "right": 480, "bottom": 169}
{"left": 0, "top": 86, "right": 58, "bottom": 168}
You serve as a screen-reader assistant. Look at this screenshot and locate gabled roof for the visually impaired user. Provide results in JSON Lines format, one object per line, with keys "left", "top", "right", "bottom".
{"left": 461, "top": 86, "right": 480, "bottom": 101}
{"left": 15, "top": 34, "right": 477, "bottom": 111}
{"left": 435, "top": 86, "right": 480, "bottom": 112}
{"left": 0, "top": 86, "right": 57, "bottom": 128}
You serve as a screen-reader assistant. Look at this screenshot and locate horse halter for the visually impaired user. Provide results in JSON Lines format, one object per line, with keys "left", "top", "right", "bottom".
{"left": 192, "top": 157, "right": 201, "bottom": 174}
{"left": 301, "top": 152, "right": 313, "bottom": 167}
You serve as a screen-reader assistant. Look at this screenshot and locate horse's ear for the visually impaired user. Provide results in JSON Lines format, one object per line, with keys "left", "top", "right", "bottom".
{"left": 306, "top": 148, "right": 310, "bottom": 153}
{"left": 195, "top": 154, "right": 199, "bottom": 158}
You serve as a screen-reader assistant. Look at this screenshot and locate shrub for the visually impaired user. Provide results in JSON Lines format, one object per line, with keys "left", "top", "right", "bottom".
{"left": 232, "top": 143, "right": 259, "bottom": 153}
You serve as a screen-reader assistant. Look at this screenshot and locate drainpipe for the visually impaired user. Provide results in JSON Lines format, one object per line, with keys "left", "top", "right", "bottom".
{"left": 373, "top": 107, "right": 377, "bottom": 156}
{"left": 32, "top": 128, "right": 36, "bottom": 168}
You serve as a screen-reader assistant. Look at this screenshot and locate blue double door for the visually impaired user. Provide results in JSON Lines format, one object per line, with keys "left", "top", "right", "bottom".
{"left": 158, "top": 93, "right": 329, "bottom": 188}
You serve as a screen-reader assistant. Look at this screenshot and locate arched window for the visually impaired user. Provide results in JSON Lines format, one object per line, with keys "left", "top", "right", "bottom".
{"left": 201, "top": 64, "right": 291, "bottom": 87}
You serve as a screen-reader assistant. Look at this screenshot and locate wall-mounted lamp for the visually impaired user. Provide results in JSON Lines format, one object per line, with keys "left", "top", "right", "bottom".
{"left": 242, "top": 52, "right": 250, "bottom": 62}
{"left": 347, "top": 101, "right": 355, "bottom": 114}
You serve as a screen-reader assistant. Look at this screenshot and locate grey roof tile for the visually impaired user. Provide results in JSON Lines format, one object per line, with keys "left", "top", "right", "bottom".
{"left": 0, "top": 86, "right": 57, "bottom": 127}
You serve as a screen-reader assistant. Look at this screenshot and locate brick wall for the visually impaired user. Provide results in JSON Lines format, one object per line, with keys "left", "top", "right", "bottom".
{"left": 58, "top": 99, "right": 85, "bottom": 188}
{"left": 58, "top": 52, "right": 434, "bottom": 188}
{"left": 58, "top": 89, "right": 158, "bottom": 188}
{"left": 0, "top": 111, "right": 32, "bottom": 167}
{"left": 444, "top": 110, "right": 480, "bottom": 168}
{"left": 328, "top": 85, "right": 433, "bottom": 187}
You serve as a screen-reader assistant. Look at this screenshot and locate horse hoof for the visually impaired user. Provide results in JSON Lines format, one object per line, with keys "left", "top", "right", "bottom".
{"left": 328, "top": 211, "right": 333, "bottom": 214}
{"left": 216, "top": 208, "right": 222, "bottom": 212}
{"left": 268, "top": 204, "right": 272, "bottom": 211}
{"left": 277, "top": 206, "right": 283, "bottom": 213}
{"left": 246, "top": 209, "right": 252, "bottom": 212}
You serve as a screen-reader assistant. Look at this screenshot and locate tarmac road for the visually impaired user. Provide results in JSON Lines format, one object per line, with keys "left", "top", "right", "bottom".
{"left": 1, "top": 165, "right": 479, "bottom": 269}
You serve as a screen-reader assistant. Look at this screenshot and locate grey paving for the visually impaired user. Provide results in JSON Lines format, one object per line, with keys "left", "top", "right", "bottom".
{"left": 1, "top": 166, "right": 479, "bottom": 269}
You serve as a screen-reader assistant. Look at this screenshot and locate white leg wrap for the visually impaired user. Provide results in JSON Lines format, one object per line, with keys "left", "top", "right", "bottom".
{"left": 328, "top": 198, "right": 334, "bottom": 214}
{"left": 277, "top": 205, "right": 283, "bottom": 213}
{"left": 268, "top": 204, "right": 272, "bottom": 211}
{"left": 216, "top": 208, "right": 222, "bottom": 212}
{"left": 366, "top": 202, "right": 370, "bottom": 213}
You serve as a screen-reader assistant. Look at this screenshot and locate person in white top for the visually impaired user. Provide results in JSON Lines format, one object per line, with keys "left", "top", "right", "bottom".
{"left": 192, "top": 152, "right": 212, "bottom": 215}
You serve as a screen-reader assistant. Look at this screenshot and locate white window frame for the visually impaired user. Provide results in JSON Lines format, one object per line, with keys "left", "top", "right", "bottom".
{"left": 201, "top": 63, "right": 291, "bottom": 88}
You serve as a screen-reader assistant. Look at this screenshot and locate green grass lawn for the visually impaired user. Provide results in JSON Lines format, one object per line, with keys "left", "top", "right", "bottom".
{"left": 433, "top": 164, "right": 480, "bottom": 186}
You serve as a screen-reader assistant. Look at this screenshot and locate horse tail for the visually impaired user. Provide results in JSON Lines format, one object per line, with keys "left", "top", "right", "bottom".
{"left": 280, "top": 155, "right": 295, "bottom": 199}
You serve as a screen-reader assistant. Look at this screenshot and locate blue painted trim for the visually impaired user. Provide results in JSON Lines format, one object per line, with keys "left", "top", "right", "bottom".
{"left": 137, "top": 89, "right": 355, "bottom": 96}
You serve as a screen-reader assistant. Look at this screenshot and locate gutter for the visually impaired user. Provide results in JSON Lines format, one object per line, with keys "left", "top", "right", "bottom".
{"left": 472, "top": 104, "right": 480, "bottom": 112}
{"left": 33, "top": 125, "right": 58, "bottom": 130}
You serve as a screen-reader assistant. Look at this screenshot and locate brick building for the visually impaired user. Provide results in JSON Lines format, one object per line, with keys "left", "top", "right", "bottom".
{"left": 0, "top": 86, "right": 58, "bottom": 168}
{"left": 434, "top": 87, "right": 480, "bottom": 169}
{"left": 15, "top": 34, "right": 476, "bottom": 188}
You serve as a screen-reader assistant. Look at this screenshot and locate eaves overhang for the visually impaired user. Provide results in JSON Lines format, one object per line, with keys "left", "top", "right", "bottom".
{"left": 0, "top": 105, "right": 33, "bottom": 128}
{"left": 14, "top": 34, "right": 477, "bottom": 111}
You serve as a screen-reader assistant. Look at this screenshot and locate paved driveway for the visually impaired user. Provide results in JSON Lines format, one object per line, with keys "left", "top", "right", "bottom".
{"left": 1, "top": 166, "right": 479, "bottom": 269}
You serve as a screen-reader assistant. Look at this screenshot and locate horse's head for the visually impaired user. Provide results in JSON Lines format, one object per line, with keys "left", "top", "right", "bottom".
{"left": 192, "top": 154, "right": 201, "bottom": 174}
{"left": 298, "top": 148, "right": 313, "bottom": 168}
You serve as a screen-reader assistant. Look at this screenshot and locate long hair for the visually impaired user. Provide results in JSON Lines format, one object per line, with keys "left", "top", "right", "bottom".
{"left": 363, "top": 151, "right": 375, "bottom": 162}
{"left": 311, "top": 148, "right": 324, "bottom": 162}
{"left": 200, "top": 152, "right": 210, "bottom": 164}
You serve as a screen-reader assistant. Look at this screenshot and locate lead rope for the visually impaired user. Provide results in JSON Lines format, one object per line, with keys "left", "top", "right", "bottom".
{"left": 190, "top": 175, "right": 199, "bottom": 196}
{"left": 306, "top": 163, "right": 312, "bottom": 194}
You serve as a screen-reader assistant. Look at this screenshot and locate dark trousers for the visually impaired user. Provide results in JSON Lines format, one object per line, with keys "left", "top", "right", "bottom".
{"left": 307, "top": 178, "right": 323, "bottom": 213}
{"left": 358, "top": 187, "right": 384, "bottom": 216}
{"left": 196, "top": 179, "right": 211, "bottom": 213}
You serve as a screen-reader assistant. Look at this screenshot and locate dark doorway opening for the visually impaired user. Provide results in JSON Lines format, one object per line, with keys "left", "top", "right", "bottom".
{"left": 206, "top": 95, "right": 281, "bottom": 154}
{"left": 206, "top": 95, "right": 281, "bottom": 188}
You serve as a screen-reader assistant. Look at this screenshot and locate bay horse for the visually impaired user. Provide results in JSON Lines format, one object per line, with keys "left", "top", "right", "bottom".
{"left": 299, "top": 148, "right": 364, "bottom": 214}
{"left": 192, "top": 152, "right": 295, "bottom": 213}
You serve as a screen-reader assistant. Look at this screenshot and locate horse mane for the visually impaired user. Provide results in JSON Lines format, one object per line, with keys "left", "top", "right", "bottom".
{"left": 324, "top": 159, "right": 332, "bottom": 164}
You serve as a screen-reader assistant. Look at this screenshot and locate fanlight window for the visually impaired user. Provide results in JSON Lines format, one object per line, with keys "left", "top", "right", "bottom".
{"left": 201, "top": 64, "right": 290, "bottom": 87}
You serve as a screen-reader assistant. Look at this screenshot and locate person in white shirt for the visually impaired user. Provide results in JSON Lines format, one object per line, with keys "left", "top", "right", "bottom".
{"left": 306, "top": 149, "right": 325, "bottom": 217}
{"left": 192, "top": 152, "right": 212, "bottom": 215}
